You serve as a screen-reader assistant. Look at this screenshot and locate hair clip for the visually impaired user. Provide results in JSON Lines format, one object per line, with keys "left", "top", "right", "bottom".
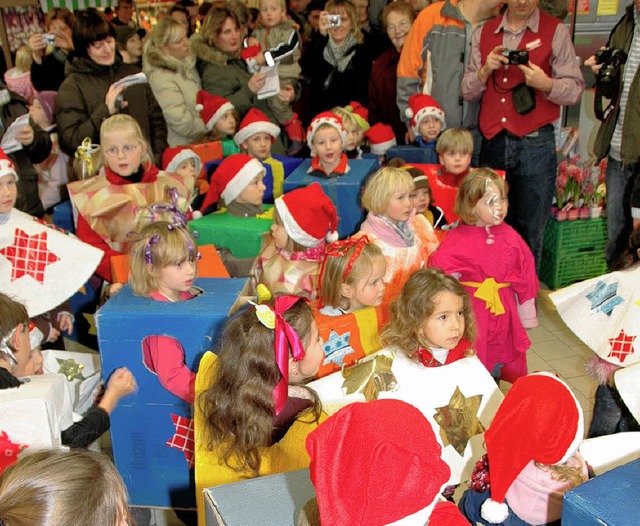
{"left": 149, "top": 187, "right": 189, "bottom": 227}
{"left": 145, "top": 234, "right": 161, "bottom": 264}
{"left": 318, "top": 235, "right": 371, "bottom": 295}
{"left": 75, "top": 137, "right": 100, "bottom": 180}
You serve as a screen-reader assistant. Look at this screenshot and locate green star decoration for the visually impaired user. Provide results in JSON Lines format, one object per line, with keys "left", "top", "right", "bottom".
{"left": 57, "top": 358, "right": 86, "bottom": 381}
{"left": 433, "top": 386, "right": 485, "bottom": 456}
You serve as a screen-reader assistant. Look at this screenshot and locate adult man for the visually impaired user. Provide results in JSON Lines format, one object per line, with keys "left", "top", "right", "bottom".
{"left": 462, "top": 0, "right": 584, "bottom": 267}
{"left": 587, "top": 1, "right": 640, "bottom": 267}
{"left": 111, "top": 0, "right": 134, "bottom": 27}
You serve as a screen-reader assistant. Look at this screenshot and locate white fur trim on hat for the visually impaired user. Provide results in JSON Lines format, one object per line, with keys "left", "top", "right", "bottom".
{"left": 234, "top": 121, "right": 281, "bottom": 147}
{"left": 411, "top": 107, "right": 446, "bottom": 137}
{"left": 0, "top": 158, "right": 17, "bottom": 181}
{"left": 307, "top": 114, "right": 347, "bottom": 150}
{"left": 370, "top": 137, "right": 397, "bottom": 156}
{"left": 480, "top": 499, "right": 510, "bottom": 524}
{"left": 206, "top": 101, "right": 234, "bottom": 130}
{"left": 274, "top": 198, "right": 321, "bottom": 247}
{"left": 166, "top": 149, "right": 202, "bottom": 176}
{"left": 221, "top": 157, "right": 265, "bottom": 204}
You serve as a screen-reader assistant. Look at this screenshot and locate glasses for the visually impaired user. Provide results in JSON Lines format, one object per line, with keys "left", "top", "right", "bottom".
{"left": 387, "top": 20, "right": 411, "bottom": 33}
{"left": 104, "top": 143, "right": 140, "bottom": 158}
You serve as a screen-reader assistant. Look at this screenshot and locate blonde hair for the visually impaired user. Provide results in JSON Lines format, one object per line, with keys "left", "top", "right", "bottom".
{"left": 310, "top": 122, "right": 343, "bottom": 147}
{"left": 455, "top": 168, "right": 507, "bottom": 226}
{"left": 362, "top": 167, "right": 414, "bottom": 215}
{"left": 272, "top": 209, "right": 308, "bottom": 253}
{"left": 326, "top": 0, "right": 363, "bottom": 43}
{"left": 535, "top": 458, "right": 587, "bottom": 488}
{"left": 319, "top": 240, "right": 384, "bottom": 310}
{"left": 331, "top": 107, "right": 359, "bottom": 133}
{"left": 149, "top": 16, "right": 187, "bottom": 51}
{"left": 260, "top": 0, "right": 286, "bottom": 10}
{"left": 0, "top": 450, "right": 130, "bottom": 526}
{"left": 381, "top": 268, "right": 476, "bottom": 360}
{"left": 129, "top": 221, "right": 198, "bottom": 296}
{"left": 14, "top": 44, "right": 33, "bottom": 72}
{"left": 99, "top": 114, "right": 153, "bottom": 167}
{"left": 436, "top": 128, "right": 474, "bottom": 155}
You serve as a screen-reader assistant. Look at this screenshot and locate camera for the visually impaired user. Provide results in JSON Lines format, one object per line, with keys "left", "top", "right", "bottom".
{"left": 595, "top": 48, "right": 627, "bottom": 100}
{"left": 43, "top": 33, "right": 57, "bottom": 46}
{"left": 325, "top": 14, "right": 342, "bottom": 28}
{"left": 502, "top": 49, "right": 529, "bottom": 66}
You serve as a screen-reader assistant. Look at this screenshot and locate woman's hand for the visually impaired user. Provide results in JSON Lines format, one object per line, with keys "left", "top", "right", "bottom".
{"left": 16, "top": 125, "right": 35, "bottom": 146}
{"left": 105, "top": 83, "right": 128, "bottom": 115}
{"left": 248, "top": 72, "right": 267, "bottom": 94}
{"left": 28, "top": 33, "right": 47, "bottom": 64}
{"left": 318, "top": 10, "right": 331, "bottom": 36}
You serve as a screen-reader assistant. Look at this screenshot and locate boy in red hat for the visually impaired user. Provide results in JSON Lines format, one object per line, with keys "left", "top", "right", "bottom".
{"left": 405, "top": 93, "right": 446, "bottom": 164}
{"left": 306, "top": 111, "right": 350, "bottom": 178}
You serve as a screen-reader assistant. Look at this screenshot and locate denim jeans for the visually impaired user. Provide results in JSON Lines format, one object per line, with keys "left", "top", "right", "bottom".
{"left": 605, "top": 157, "right": 639, "bottom": 267}
{"left": 480, "top": 125, "right": 557, "bottom": 268}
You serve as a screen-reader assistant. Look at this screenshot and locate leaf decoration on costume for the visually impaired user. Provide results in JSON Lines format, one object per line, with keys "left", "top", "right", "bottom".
{"left": 341, "top": 352, "right": 397, "bottom": 401}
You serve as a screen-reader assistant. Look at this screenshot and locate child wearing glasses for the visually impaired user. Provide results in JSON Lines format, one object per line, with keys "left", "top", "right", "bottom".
{"left": 67, "top": 114, "right": 195, "bottom": 283}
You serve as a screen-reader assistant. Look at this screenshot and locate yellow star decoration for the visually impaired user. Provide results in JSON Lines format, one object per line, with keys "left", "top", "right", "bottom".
{"left": 342, "top": 352, "right": 397, "bottom": 401}
{"left": 56, "top": 358, "right": 86, "bottom": 382}
{"left": 635, "top": 299, "right": 640, "bottom": 306}
{"left": 82, "top": 313, "right": 97, "bottom": 336}
{"left": 433, "top": 386, "right": 485, "bottom": 456}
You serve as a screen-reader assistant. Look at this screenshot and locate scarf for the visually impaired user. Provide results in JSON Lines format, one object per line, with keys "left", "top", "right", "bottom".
{"left": 226, "top": 200, "right": 264, "bottom": 218}
{"left": 363, "top": 212, "right": 416, "bottom": 247}
{"left": 0, "top": 210, "right": 10, "bottom": 225}
{"left": 323, "top": 34, "right": 358, "bottom": 75}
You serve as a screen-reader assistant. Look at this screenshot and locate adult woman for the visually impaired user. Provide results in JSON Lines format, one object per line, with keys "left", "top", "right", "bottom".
{"left": 368, "top": 1, "right": 414, "bottom": 144}
{"left": 191, "top": 6, "right": 285, "bottom": 154}
{"left": 301, "top": 0, "right": 374, "bottom": 117}
{"left": 57, "top": 9, "right": 167, "bottom": 166}
{"left": 28, "top": 8, "right": 75, "bottom": 92}
{"left": 143, "top": 17, "right": 206, "bottom": 146}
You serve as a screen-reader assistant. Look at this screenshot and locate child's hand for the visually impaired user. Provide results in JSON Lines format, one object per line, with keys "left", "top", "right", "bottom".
{"left": 105, "top": 83, "right": 127, "bottom": 115}
{"left": 57, "top": 313, "right": 74, "bottom": 335}
{"left": 16, "top": 125, "right": 35, "bottom": 146}
{"left": 46, "top": 327, "right": 61, "bottom": 343}
{"left": 98, "top": 367, "right": 137, "bottom": 414}
{"left": 245, "top": 36, "right": 260, "bottom": 48}
{"left": 195, "top": 178, "right": 209, "bottom": 195}
{"left": 278, "top": 84, "right": 296, "bottom": 105}
{"left": 106, "top": 282, "right": 124, "bottom": 298}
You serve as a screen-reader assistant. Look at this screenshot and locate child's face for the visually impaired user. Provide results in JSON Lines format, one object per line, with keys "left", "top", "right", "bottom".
{"left": 344, "top": 126, "right": 363, "bottom": 152}
{"left": 176, "top": 158, "right": 197, "bottom": 180}
{"left": 290, "top": 321, "right": 324, "bottom": 380}
{"left": 29, "top": 99, "right": 51, "bottom": 129}
{"left": 155, "top": 259, "right": 197, "bottom": 301}
{"left": 311, "top": 127, "right": 343, "bottom": 167}
{"left": 439, "top": 151, "right": 472, "bottom": 176}
{"left": 270, "top": 221, "right": 290, "bottom": 250}
{"left": 103, "top": 131, "right": 143, "bottom": 177}
{"left": 8, "top": 323, "right": 44, "bottom": 377}
{"left": 413, "top": 187, "right": 430, "bottom": 213}
{"left": 342, "top": 255, "right": 387, "bottom": 311}
{"left": 473, "top": 181, "right": 508, "bottom": 227}
{"left": 385, "top": 187, "right": 414, "bottom": 224}
{"left": 418, "top": 116, "right": 442, "bottom": 141}
{"left": 417, "top": 290, "right": 465, "bottom": 351}
{"left": 236, "top": 173, "right": 266, "bottom": 205}
{"left": 0, "top": 173, "right": 17, "bottom": 213}
{"left": 214, "top": 111, "right": 237, "bottom": 137}
{"left": 125, "top": 34, "right": 143, "bottom": 59}
{"left": 242, "top": 132, "right": 272, "bottom": 160}
{"left": 260, "top": 0, "right": 287, "bottom": 28}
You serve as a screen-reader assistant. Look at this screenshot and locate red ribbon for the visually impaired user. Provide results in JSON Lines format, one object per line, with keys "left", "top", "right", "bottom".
{"left": 318, "top": 235, "right": 371, "bottom": 301}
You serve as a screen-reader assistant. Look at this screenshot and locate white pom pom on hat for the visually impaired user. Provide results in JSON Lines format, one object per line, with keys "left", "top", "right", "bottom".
{"left": 196, "top": 90, "right": 234, "bottom": 131}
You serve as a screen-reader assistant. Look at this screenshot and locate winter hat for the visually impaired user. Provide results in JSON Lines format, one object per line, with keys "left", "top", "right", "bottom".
{"left": 481, "top": 372, "right": 584, "bottom": 523}
{"left": 234, "top": 108, "right": 281, "bottom": 146}
{"left": 33, "top": 91, "right": 57, "bottom": 126}
{"left": 366, "top": 123, "right": 396, "bottom": 156}
{"left": 345, "top": 101, "right": 370, "bottom": 131}
{"left": 307, "top": 111, "right": 347, "bottom": 150}
{"left": 196, "top": 90, "right": 234, "bottom": 131}
{"left": 306, "top": 399, "right": 451, "bottom": 526}
{"left": 0, "top": 148, "right": 17, "bottom": 181}
{"left": 405, "top": 93, "right": 446, "bottom": 137}
{"left": 274, "top": 183, "right": 338, "bottom": 247}
{"left": 199, "top": 153, "right": 265, "bottom": 212}
{"left": 162, "top": 147, "right": 203, "bottom": 176}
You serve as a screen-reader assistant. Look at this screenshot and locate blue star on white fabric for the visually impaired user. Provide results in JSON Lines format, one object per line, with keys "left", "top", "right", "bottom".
{"left": 586, "top": 281, "right": 624, "bottom": 317}
{"left": 322, "top": 330, "right": 354, "bottom": 366}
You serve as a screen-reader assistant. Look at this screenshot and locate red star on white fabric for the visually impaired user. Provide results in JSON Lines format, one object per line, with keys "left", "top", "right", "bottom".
{"left": 0, "top": 228, "right": 60, "bottom": 283}
{"left": 608, "top": 329, "right": 636, "bottom": 363}
{"left": 0, "top": 430, "right": 27, "bottom": 474}
{"left": 165, "top": 414, "right": 195, "bottom": 468}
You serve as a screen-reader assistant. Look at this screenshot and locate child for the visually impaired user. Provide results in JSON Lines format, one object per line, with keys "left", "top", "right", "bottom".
{"left": 459, "top": 372, "right": 588, "bottom": 525}
{"left": 332, "top": 106, "right": 367, "bottom": 159}
{"left": 195, "top": 90, "right": 241, "bottom": 153}
{"left": 67, "top": 114, "right": 195, "bottom": 283}
{"left": 408, "top": 164, "right": 448, "bottom": 229}
{"left": 435, "top": 127, "right": 474, "bottom": 187}
{"left": 0, "top": 450, "right": 131, "bottom": 523}
{"left": 162, "top": 146, "right": 204, "bottom": 192}
{"left": 405, "top": 93, "right": 446, "bottom": 164}
{"left": 198, "top": 295, "right": 323, "bottom": 474}
{"left": 254, "top": 182, "right": 338, "bottom": 299}
{"left": 430, "top": 169, "right": 539, "bottom": 384}
{"left": 358, "top": 166, "right": 439, "bottom": 303}
{"left": 306, "top": 111, "right": 349, "bottom": 178}
{"left": 381, "top": 267, "right": 476, "bottom": 367}
{"left": 318, "top": 235, "right": 386, "bottom": 316}
{"left": 115, "top": 25, "right": 145, "bottom": 67}
{"left": 234, "top": 108, "right": 281, "bottom": 162}
{"left": 365, "top": 122, "right": 397, "bottom": 166}
{"left": 3, "top": 44, "right": 35, "bottom": 102}
{"left": 129, "top": 221, "right": 199, "bottom": 403}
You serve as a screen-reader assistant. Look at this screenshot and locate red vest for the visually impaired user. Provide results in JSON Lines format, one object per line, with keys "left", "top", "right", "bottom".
{"left": 478, "top": 11, "right": 560, "bottom": 139}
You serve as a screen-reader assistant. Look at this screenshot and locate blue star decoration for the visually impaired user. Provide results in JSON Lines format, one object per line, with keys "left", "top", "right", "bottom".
{"left": 322, "top": 330, "right": 355, "bottom": 366}
{"left": 586, "top": 281, "right": 624, "bottom": 317}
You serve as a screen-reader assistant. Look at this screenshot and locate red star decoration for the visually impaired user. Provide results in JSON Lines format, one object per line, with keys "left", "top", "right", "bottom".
{"left": 165, "top": 414, "right": 194, "bottom": 468}
{"left": 608, "top": 329, "right": 637, "bottom": 363}
{"left": 0, "top": 228, "right": 60, "bottom": 283}
{"left": 0, "top": 430, "right": 27, "bottom": 474}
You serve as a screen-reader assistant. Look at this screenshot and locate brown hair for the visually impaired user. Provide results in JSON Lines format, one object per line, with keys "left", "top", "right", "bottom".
{"left": 46, "top": 7, "right": 75, "bottom": 32}
{"left": 454, "top": 168, "right": 507, "bottom": 226}
{"left": 381, "top": 0, "right": 414, "bottom": 31}
{"left": 380, "top": 268, "right": 476, "bottom": 360}
{"left": 361, "top": 167, "right": 414, "bottom": 215}
{"left": 436, "top": 128, "right": 474, "bottom": 155}
{"left": 0, "top": 292, "right": 28, "bottom": 342}
{"left": 201, "top": 6, "right": 240, "bottom": 48}
{"left": 326, "top": 0, "right": 363, "bottom": 43}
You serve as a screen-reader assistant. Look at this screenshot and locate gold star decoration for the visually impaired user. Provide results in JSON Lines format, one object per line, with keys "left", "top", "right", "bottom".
{"left": 82, "top": 313, "right": 97, "bottom": 336}
{"left": 433, "top": 386, "right": 485, "bottom": 456}
{"left": 341, "top": 351, "right": 397, "bottom": 401}
{"left": 56, "top": 358, "right": 86, "bottom": 381}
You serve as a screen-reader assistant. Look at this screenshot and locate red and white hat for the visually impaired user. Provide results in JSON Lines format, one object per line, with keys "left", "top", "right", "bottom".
{"left": 366, "top": 123, "right": 397, "bottom": 156}
{"left": 405, "top": 93, "right": 446, "bottom": 137}
{"left": 195, "top": 90, "right": 234, "bottom": 131}
{"left": 161, "top": 147, "right": 203, "bottom": 176}
{"left": 345, "top": 101, "right": 370, "bottom": 131}
{"left": 307, "top": 111, "right": 347, "bottom": 151}
{"left": 199, "top": 153, "right": 265, "bottom": 212}
{"left": 275, "top": 183, "right": 338, "bottom": 247}
{"left": 481, "top": 372, "right": 584, "bottom": 523}
{"left": 233, "top": 108, "right": 281, "bottom": 146}
{"left": 306, "top": 399, "right": 451, "bottom": 525}
{"left": 0, "top": 148, "right": 17, "bottom": 181}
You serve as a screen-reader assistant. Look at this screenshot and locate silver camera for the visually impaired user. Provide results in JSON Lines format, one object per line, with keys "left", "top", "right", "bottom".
{"left": 325, "top": 14, "right": 342, "bottom": 28}
{"left": 43, "top": 33, "right": 57, "bottom": 46}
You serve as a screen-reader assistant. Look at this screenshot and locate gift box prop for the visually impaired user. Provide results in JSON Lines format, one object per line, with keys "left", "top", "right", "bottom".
{"left": 578, "top": 432, "right": 640, "bottom": 476}
{"left": 283, "top": 159, "right": 377, "bottom": 238}
{"left": 96, "top": 278, "right": 248, "bottom": 509}
{"left": 387, "top": 144, "right": 437, "bottom": 164}
{"left": 52, "top": 200, "right": 75, "bottom": 233}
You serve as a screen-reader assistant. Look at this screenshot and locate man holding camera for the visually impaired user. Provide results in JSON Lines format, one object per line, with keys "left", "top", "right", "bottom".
{"left": 462, "top": 0, "right": 584, "bottom": 268}
{"left": 587, "top": 1, "right": 640, "bottom": 267}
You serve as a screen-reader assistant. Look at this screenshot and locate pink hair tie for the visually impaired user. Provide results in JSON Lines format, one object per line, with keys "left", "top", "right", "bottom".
{"left": 317, "top": 235, "right": 371, "bottom": 299}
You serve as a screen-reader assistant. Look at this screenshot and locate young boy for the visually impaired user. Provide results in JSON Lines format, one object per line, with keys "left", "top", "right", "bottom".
{"left": 306, "top": 111, "right": 349, "bottom": 178}
{"left": 435, "top": 128, "right": 473, "bottom": 187}
{"left": 162, "top": 147, "right": 205, "bottom": 194}
{"left": 406, "top": 93, "right": 446, "bottom": 164}
{"left": 115, "top": 26, "right": 145, "bottom": 67}
{"left": 332, "top": 105, "right": 369, "bottom": 159}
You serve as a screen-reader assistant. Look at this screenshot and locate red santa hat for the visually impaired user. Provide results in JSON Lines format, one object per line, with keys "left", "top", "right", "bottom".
{"left": 307, "top": 111, "right": 347, "bottom": 150}
{"left": 366, "top": 123, "right": 397, "bottom": 156}
{"left": 195, "top": 90, "right": 234, "bottom": 131}
{"left": 405, "top": 93, "right": 446, "bottom": 137}
{"left": 0, "top": 148, "right": 17, "bottom": 181}
{"left": 233, "top": 108, "right": 281, "bottom": 146}
{"left": 306, "top": 399, "right": 451, "bottom": 525}
{"left": 274, "top": 183, "right": 338, "bottom": 247}
{"left": 240, "top": 44, "right": 261, "bottom": 61}
{"left": 481, "top": 372, "right": 584, "bottom": 523}
{"left": 161, "top": 147, "right": 203, "bottom": 176}
{"left": 199, "top": 153, "right": 265, "bottom": 212}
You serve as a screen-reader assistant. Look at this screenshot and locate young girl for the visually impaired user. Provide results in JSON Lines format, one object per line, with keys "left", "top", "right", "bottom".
{"left": 381, "top": 268, "right": 476, "bottom": 367}
{"left": 358, "top": 166, "right": 439, "bottom": 303}
{"left": 254, "top": 182, "right": 338, "bottom": 299}
{"left": 332, "top": 106, "right": 366, "bottom": 159}
{"left": 3, "top": 44, "right": 35, "bottom": 102}
{"left": 198, "top": 296, "right": 323, "bottom": 474}
{"left": 430, "top": 169, "right": 539, "bottom": 383}
{"left": 129, "top": 221, "right": 200, "bottom": 403}
{"left": 195, "top": 90, "right": 241, "bottom": 155}
{"left": 318, "top": 236, "right": 387, "bottom": 316}
{"left": 67, "top": 114, "right": 195, "bottom": 283}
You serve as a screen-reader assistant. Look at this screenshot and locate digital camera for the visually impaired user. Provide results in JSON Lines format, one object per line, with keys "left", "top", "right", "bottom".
{"left": 43, "top": 33, "right": 57, "bottom": 46}
{"left": 595, "top": 48, "right": 627, "bottom": 100}
{"left": 502, "top": 49, "right": 529, "bottom": 66}
{"left": 325, "top": 14, "right": 342, "bottom": 28}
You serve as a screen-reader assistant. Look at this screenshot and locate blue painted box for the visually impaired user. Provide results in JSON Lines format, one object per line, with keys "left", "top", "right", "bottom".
{"left": 387, "top": 145, "right": 438, "bottom": 164}
{"left": 562, "top": 458, "right": 640, "bottom": 525}
{"left": 96, "top": 278, "right": 248, "bottom": 508}
{"left": 283, "top": 159, "right": 377, "bottom": 238}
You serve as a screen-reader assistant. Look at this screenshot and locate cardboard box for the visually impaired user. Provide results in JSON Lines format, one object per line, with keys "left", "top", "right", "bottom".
{"left": 387, "top": 145, "right": 438, "bottom": 164}
{"left": 283, "top": 159, "right": 377, "bottom": 238}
